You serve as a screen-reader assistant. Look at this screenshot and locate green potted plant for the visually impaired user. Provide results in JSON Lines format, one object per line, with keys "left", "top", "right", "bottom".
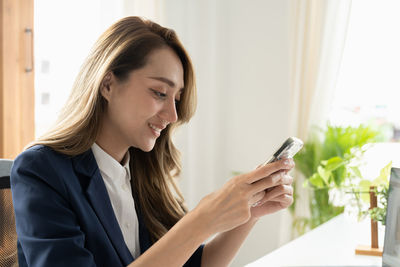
{"left": 292, "top": 124, "right": 384, "bottom": 234}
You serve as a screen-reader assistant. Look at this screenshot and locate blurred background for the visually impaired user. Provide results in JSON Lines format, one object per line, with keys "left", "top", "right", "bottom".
{"left": 2, "top": 0, "right": 400, "bottom": 266}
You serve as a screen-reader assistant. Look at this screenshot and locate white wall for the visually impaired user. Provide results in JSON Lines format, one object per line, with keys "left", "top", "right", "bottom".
{"left": 161, "top": 1, "right": 292, "bottom": 266}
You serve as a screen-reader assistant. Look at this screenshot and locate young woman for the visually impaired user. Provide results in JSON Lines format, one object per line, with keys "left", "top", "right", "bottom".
{"left": 10, "top": 17, "right": 294, "bottom": 267}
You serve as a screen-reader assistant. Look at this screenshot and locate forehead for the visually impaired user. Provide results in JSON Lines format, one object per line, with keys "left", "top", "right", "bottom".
{"left": 134, "top": 48, "right": 184, "bottom": 89}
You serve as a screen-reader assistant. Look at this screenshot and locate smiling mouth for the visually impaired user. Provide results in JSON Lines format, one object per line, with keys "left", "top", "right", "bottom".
{"left": 149, "top": 123, "right": 163, "bottom": 136}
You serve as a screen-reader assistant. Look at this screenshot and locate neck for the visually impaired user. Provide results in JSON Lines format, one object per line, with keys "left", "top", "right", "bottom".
{"left": 95, "top": 125, "right": 128, "bottom": 164}
{"left": 95, "top": 139, "right": 128, "bottom": 164}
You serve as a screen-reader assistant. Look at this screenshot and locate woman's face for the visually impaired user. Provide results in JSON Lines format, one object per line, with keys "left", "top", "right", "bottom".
{"left": 100, "top": 47, "right": 184, "bottom": 153}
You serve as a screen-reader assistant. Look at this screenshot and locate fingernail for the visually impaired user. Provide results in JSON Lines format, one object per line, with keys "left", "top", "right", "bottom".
{"left": 283, "top": 174, "right": 292, "bottom": 183}
{"left": 284, "top": 159, "right": 289, "bottom": 165}
{"left": 272, "top": 174, "right": 281, "bottom": 183}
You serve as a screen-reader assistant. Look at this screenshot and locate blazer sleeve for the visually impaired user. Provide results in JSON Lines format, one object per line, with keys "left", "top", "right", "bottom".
{"left": 11, "top": 148, "right": 97, "bottom": 267}
{"left": 184, "top": 244, "right": 204, "bottom": 267}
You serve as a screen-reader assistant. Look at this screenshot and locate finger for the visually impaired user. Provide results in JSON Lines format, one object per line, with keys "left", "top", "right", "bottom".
{"left": 255, "top": 185, "right": 293, "bottom": 205}
{"left": 245, "top": 159, "right": 294, "bottom": 184}
{"left": 250, "top": 171, "right": 285, "bottom": 194}
{"left": 269, "top": 194, "right": 294, "bottom": 207}
{"left": 253, "top": 194, "right": 294, "bottom": 215}
{"left": 250, "top": 172, "right": 293, "bottom": 195}
{"left": 266, "top": 185, "right": 293, "bottom": 201}
{"left": 248, "top": 191, "right": 265, "bottom": 207}
{"left": 281, "top": 174, "right": 294, "bottom": 185}
{"left": 283, "top": 165, "right": 296, "bottom": 175}
{"left": 251, "top": 201, "right": 285, "bottom": 215}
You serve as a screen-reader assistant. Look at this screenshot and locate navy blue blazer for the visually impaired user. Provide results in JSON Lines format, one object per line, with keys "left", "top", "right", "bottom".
{"left": 11, "top": 145, "right": 203, "bottom": 267}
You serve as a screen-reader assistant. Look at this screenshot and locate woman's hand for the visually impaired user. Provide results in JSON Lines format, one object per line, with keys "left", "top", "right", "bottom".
{"left": 192, "top": 159, "right": 295, "bottom": 237}
{"left": 249, "top": 167, "right": 294, "bottom": 219}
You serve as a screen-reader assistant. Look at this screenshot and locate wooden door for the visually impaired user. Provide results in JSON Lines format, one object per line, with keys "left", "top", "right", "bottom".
{"left": 0, "top": 0, "right": 34, "bottom": 159}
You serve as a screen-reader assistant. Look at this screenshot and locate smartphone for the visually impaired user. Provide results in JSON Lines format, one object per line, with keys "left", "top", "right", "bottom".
{"left": 262, "top": 137, "right": 303, "bottom": 166}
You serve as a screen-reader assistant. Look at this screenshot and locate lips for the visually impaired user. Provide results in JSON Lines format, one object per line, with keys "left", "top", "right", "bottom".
{"left": 149, "top": 123, "right": 162, "bottom": 133}
{"left": 148, "top": 123, "right": 166, "bottom": 137}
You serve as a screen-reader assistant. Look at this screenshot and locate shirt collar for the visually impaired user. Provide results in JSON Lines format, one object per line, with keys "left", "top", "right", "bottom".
{"left": 91, "top": 143, "right": 131, "bottom": 183}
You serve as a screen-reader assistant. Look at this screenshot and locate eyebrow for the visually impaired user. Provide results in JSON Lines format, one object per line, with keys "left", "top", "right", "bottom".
{"left": 148, "top": 76, "right": 184, "bottom": 91}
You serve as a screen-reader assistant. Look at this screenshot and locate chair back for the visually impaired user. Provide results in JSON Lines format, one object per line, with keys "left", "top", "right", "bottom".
{"left": 0, "top": 159, "right": 18, "bottom": 267}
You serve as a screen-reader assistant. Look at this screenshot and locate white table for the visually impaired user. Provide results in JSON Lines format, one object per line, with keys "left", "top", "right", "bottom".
{"left": 246, "top": 214, "right": 384, "bottom": 267}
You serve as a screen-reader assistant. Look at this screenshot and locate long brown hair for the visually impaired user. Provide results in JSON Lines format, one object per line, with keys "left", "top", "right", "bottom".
{"left": 31, "top": 16, "right": 197, "bottom": 242}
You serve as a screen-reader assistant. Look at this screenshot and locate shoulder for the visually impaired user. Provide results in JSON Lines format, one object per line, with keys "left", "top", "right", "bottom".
{"left": 16, "top": 144, "right": 65, "bottom": 159}
{"left": 11, "top": 145, "right": 81, "bottom": 191}
{"left": 13, "top": 145, "right": 70, "bottom": 170}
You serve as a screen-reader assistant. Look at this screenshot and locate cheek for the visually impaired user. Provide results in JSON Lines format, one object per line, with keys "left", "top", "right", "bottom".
{"left": 136, "top": 95, "right": 163, "bottom": 117}
{"left": 117, "top": 95, "right": 159, "bottom": 125}
{"left": 108, "top": 88, "right": 162, "bottom": 125}
{"left": 106, "top": 94, "right": 136, "bottom": 127}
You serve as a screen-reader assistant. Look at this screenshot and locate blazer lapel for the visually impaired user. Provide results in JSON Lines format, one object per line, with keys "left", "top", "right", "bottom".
{"left": 72, "top": 150, "right": 134, "bottom": 265}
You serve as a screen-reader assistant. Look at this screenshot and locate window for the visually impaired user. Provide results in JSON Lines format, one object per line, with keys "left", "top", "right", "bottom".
{"left": 328, "top": 0, "right": 400, "bottom": 180}
{"left": 329, "top": 0, "right": 400, "bottom": 141}
{"left": 34, "top": 0, "right": 126, "bottom": 137}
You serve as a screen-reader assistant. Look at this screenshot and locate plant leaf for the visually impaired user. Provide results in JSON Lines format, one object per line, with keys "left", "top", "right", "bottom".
{"left": 372, "top": 161, "right": 392, "bottom": 186}
{"left": 309, "top": 173, "right": 325, "bottom": 188}
{"left": 317, "top": 166, "right": 331, "bottom": 185}
{"left": 350, "top": 166, "right": 362, "bottom": 178}
{"left": 323, "top": 156, "right": 344, "bottom": 171}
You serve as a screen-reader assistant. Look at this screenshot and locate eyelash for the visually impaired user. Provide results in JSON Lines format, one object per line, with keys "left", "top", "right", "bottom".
{"left": 151, "top": 89, "right": 180, "bottom": 105}
{"left": 152, "top": 89, "right": 166, "bottom": 99}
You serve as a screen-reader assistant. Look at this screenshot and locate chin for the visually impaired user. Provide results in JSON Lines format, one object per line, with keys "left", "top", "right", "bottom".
{"left": 140, "top": 146, "right": 154, "bottom": 152}
{"left": 138, "top": 141, "right": 156, "bottom": 152}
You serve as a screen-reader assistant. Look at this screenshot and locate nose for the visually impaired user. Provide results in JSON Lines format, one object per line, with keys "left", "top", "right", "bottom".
{"left": 160, "top": 98, "right": 178, "bottom": 124}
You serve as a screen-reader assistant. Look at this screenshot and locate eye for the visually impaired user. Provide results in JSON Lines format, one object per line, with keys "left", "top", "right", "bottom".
{"left": 151, "top": 89, "right": 167, "bottom": 99}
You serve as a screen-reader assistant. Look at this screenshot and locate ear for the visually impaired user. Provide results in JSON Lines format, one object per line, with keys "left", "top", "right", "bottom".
{"left": 100, "top": 72, "right": 113, "bottom": 102}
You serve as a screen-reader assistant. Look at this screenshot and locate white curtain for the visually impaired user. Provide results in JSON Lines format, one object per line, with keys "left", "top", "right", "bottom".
{"left": 289, "top": 0, "right": 352, "bottom": 139}
{"left": 287, "top": 0, "right": 352, "bottom": 239}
